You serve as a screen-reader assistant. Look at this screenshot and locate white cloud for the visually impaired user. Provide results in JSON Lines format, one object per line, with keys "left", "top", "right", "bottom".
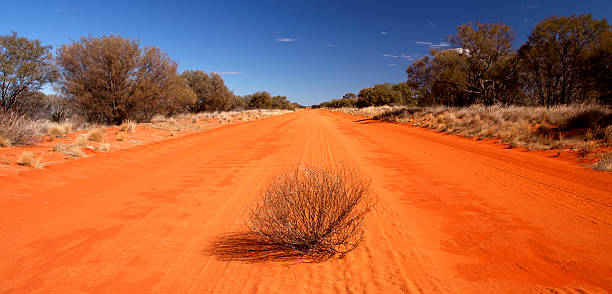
{"left": 428, "top": 21, "right": 436, "bottom": 28}
{"left": 275, "top": 38, "right": 298, "bottom": 42}
{"left": 386, "top": 63, "right": 396, "bottom": 67}
{"left": 416, "top": 41, "right": 450, "bottom": 48}
{"left": 323, "top": 42, "right": 336, "bottom": 47}
{"left": 383, "top": 53, "right": 399, "bottom": 58}
{"left": 431, "top": 42, "right": 450, "bottom": 48}
{"left": 401, "top": 54, "right": 418, "bottom": 60}
{"left": 217, "top": 71, "right": 241, "bottom": 75}
{"left": 380, "top": 31, "right": 388, "bottom": 35}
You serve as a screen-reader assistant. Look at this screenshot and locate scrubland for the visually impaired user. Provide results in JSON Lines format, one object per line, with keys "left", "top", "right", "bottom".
{"left": 0, "top": 109, "right": 295, "bottom": 172}
{"left": 330, "top": 105, "right": 612, "bottom": 171}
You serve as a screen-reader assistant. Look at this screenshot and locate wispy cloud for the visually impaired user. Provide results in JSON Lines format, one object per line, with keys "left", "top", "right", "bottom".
{"left": 322, "top": 42, "right": 336, "bottom": 47}
{"left": 386, "top": 63, "right": 396, "bottom": 67}
{"left": 380, "top": 31, "right": 388, "bottom": 35}
{"left": 275, "top": 37, "right": 298, "bottom": 42}
{"left": 401, "top": 53, "right": 419, "bottom": 60}
{"left": 217, "top": 71, "right": 241, "bottom": 75}
{"left": 428, "top": 21, "right": 436, "bottom": 28}
{"left": 431, "top": 42, "right": 450, "bottom": 48}
{"left": 384, "top": 53, "right": 419, "bottom": 61}
{"left": 521, "top": 4, "right": 541, "bottom": 9}
{"left": 416, "top": 41, "right": 450, "bottom": 48}
{"left": 383, "top": 53, "right": 399, "bottom": 58}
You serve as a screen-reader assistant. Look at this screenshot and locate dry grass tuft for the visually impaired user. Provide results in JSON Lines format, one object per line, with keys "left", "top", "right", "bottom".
{"left": 335, "top": 105, "right": 611, "bottom": 154}
{"left": 52, "top": 143, "right": 86, "bottom": 157}
{"left": 47, "top": 124, "right": 66, "bottom": 138}
{"left": 17, "top": 151, "right": 43, "bottom": 168}
{"left": 117, "top": 133, "right": 125, "bottom": 141}
{"left": 0, "top": 135, "right": 11, "bottom": 147}
{"left": 18, "top": 151, "right": 34, "bottom": 166}
{"left": 75, "top": 135, "right": 89, "bottom": 147}
{"left": 87, "top": 129, "right": 105, "bottom": 142}
{"left": 0, "top": 112, "right": 44, "bottom": 146}
{"left": 119, "top": 120, "right": 137, "bottom": 133}
{"left": 591, "top": 153, "right": 612, "bottom": 171}
{"left": 247, "top": 163, "right": 375, "bottom": 260}
{"left": 96, "top": 143, "right": 111, "bottom": 152}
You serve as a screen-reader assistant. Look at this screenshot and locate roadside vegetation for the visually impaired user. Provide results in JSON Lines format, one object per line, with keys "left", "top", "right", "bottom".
{"left": 316, "top": 14, "right": 611, "bottom": 170}
{"left": 0, "top": 33, "right": 302, "bottom": 153}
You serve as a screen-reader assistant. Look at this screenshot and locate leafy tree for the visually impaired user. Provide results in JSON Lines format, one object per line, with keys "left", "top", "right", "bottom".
{"left": 56, "top": 34, "right": 193, "bottom": 123}
{"left": 248, "top": 91, "right": 273, "bottom": 109}
{"left": 392, "top": 82, "right": 417, "bottom": 106}
{"left": 518, "top": 14, "right": 610, "bottom": 105}
{"left": 182, "top": 70, "right": 234, "bottom": 112}
{"left": 579, "top": 29, "right": 612, "bottom": 104}
{"left": 357, "top": 83, "right": 402, "bottom": 107}
{"left": 447, "top": 22, "right": 518, "bottom": 105}
{"left": 0, "top": 32, "right": 57, "bottom": 113}
{"left": 342, "top": 93, "right": 356, "bottom": 100}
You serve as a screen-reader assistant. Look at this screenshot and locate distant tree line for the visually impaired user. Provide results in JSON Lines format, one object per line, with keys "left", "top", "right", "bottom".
{"left": 1, "top": 33, "right": 301, "bottom": 124}
{"left": 316, "top": 14, "right": 610, "bottom": 108}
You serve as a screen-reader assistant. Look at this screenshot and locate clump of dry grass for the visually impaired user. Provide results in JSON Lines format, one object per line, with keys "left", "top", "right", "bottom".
{"left": 328, "top": 106, "right": 401, "bottom": 118}
{"left": 52, "top": 143, "right": 86, "bottom": 157}
{"left": 247, "top": 163, "right": 375, "bottom": 260}
{"left": 95, "top": 143, "right": 111, "bottom": 152}
{"left": 119, "top": 120, "right": 137, "bottom": 133}
{"left": 0, "top": 135, "right": 11, "bottom": 147}
{"left": 591, "top": 153, "right": 612, "bottom": 171}
{"left": 117, "top": 133, "right": 125, "bottom": 141}
{"left": 87, "top": 129, "right": 105, "bottom": 142}
{"left": 76, "top": 135, "right": 89, "bottom": 147}
{"left": 17, "top": 151, "right": 43, "bottom": 168}
{"left": 145, "top": 117, "right": 192, "bottom": 131}
{"left": 0, "top": 112, "right": 44, "bottom": 146}
{"left": 336, "top": 105, "right": 611, "bottom": 153}
{"left": 47, "top": 124, "right": 66, "bottom": 138}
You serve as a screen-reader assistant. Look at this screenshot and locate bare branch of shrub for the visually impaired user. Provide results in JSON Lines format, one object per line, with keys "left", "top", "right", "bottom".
{"left": 247, "top": 163, "right": 375, "bottom": 260}
{"left": 0, "top": 112, "right": 44, "bottom": 146}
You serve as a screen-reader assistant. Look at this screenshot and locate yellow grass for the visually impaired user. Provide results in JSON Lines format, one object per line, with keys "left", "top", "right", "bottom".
{"left": 0, "top": 136, "right": 11, "bottom": 147}
{"left": 88, "top": 129, "right": 105, "bottom": 142}
{"left": 52, "top": 143, "right": 86, "bottom": 157}
{"left": 119, "top": 120, "right": 137, "bottom": 133}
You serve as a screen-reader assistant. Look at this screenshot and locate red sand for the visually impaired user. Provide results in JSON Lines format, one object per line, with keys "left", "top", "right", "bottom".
{"left": 0, "top": 109, "right": 610, "bottom": 293}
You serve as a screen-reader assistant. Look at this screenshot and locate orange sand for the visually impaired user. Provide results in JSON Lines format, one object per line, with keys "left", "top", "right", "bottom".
{"left": 0, "top": 109, "right": 610, "bottom": 293}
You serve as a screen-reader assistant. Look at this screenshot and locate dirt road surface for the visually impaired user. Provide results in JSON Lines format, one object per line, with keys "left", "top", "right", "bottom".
{"left": 1, "top": 110, "right": 610, "bottom": 293}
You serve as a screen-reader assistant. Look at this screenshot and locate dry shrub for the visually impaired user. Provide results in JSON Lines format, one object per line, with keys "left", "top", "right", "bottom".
{"left": 96, "top": 143, "right": 111, "bottom": 152}
{"left": 247, "top": 163, "right": 374, "bottom": 259}
{"left": 76, "top": 135, "right": 89, "bottom": 147}
{"left": 119, "top": 120, "right": 137, "bottom": 133}
{"left": 0, "top": 135, "right": 11, "bottom": 147}
{"left": 591, "top": 153, "right": 612, "bottom": 172}
{"left": 349, "top": 105, "right": 612, "bottom": 154}
{"left": 47, "top": 124, "right": 66, "bottom": 138}
{"left": 0, "top": 112, "right": 44, "bottom": 146}
{"left": 52, "top": 144, "right": 86, "bottom": 157}
{"left": 87, "top": 129, "right": 105, "bottom": 142}
{"left": 18, "top": 151, "right": 42, "bottom": 167}
{"left": 117, "top": 133, "right": 125, "bottom": 141}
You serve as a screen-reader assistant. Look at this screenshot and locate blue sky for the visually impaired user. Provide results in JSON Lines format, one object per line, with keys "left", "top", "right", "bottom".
{"left": 2, "top": 0, "right": 610, "bottom": 105}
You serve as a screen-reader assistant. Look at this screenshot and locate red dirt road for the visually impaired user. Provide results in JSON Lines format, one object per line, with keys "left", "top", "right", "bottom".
{"left": 1, "top": 110, "right": 611, "bottom": 293}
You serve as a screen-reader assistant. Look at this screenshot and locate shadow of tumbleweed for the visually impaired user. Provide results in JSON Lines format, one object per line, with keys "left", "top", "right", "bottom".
{"left": 205, "top": 231, "right": 324, "bottom": 263}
